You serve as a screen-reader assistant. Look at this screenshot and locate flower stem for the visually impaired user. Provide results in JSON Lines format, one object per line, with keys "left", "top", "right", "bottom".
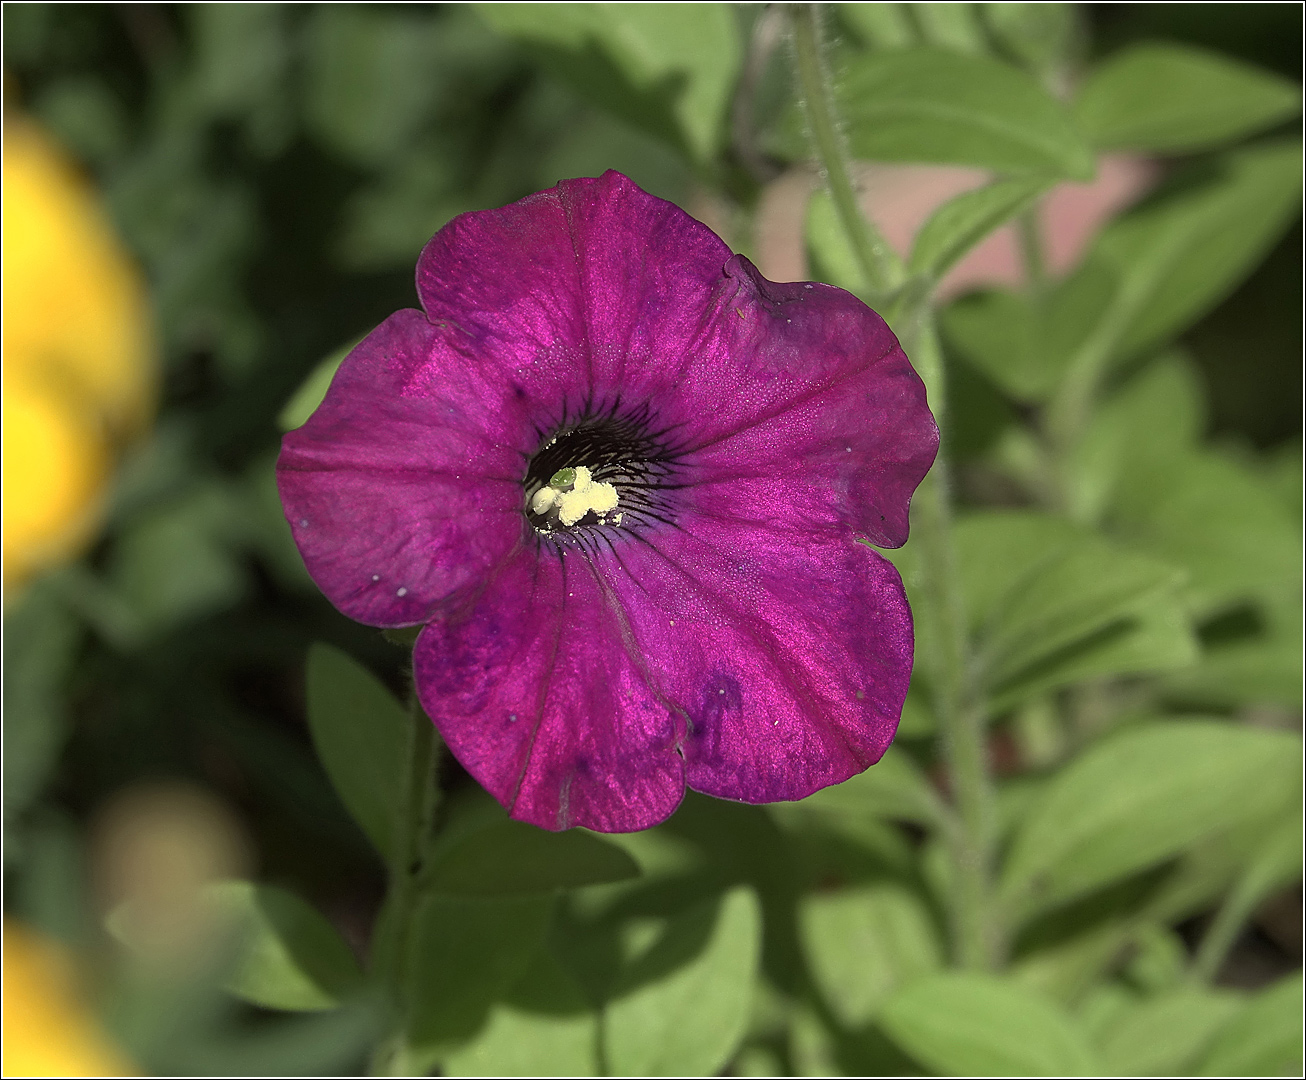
{"left": 369, "top": 690, "right": 442, "bottom": 1075}
{"left": 789, "top": 0, "right": 1001, "bottom": 970}
{"left": 898, "top": 317, "right": 1003, "bottom": 971}
{"left": 789, "top": 3, "right": 903, "bottom": 301}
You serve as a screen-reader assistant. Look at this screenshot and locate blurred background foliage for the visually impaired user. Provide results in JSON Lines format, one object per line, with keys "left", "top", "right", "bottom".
{"left": 2, "top": 3, "right": 1301, "bottom": 1076}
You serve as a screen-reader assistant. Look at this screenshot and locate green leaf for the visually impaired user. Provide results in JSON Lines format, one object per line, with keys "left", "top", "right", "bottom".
{"left": 982, "top": 4, "right": 1077, "bottom": 79}
{"left": 304, "top": 643, "right": 409, "bottom": 861}
{"left": 880, "top": 972, "right": 1100, "bottom": 1075}
{"left": 954, "top": 512, "right": 1196, "bottom": 703}
{"left": 990, "top": 597, "right": 1195, "bottom": 713}
{"left": 407, "top": 895, "right": 554, "bottom": 1054}
{"left": 912, "top": 3, "right": 989, "bottom": 55}
{"left": 838, "top": 4, "right": 918, "bottom": 50}
{"left": 188, "top": 4, "right": 292, "bottom": 155}
{"left": 109, "top": 483, "right": 249, "bottom": 633}
{"left": 1126, "top": 924, "right": 1190, "bottom": 994}
{"left": 442, "top": 945, "right": 599, "bottom": 1076}
{"left": 2, "top": 583, "right": 81, "bottom": 826}
{"left": 783, "top": 47, "right": 1093, "bottom": 177}
{"left": 806, "top": 189, "right": 871, "bottom": 297}
{"left": 303, "top": 7, "right": 447, "bottom": 166}
{"left": 1068, "top": 351, "right": 1205, "bottom": 525}
{"left": 1098, "top": 987, "right": 1246, "bottom": 1076}
{"left": 1096, "top": 140, "right": 1303, "bottom": 359}
{"left": 278, "top": 336, "right": 361, "bottom": 430}
{"left": 166, "top": 1000, "right": 384, "bottom": 1077}
{"left": 945, "top": 143, "right": 1301, "bottom": 399}
{"left": 1143, "top": 799, "right": 1303, "bottom": 929}
{"left": 205, "top": 881, "right": 364, "bottom": 1012}
{"left": 1112, "top": 448, "right": 1300, "bottom": 620}
{"left": 605, "top": 887, "right": 761, "bottom": 1076}
{"left": 1001, "top": 720, "right": 1302, "bottom": 918}
{"left": 1075, "top": 44, "right": 1301, "bottom": 154}
{"left": 425, "top": 818, "right": 640, "bottom": 896}
{"left": 940, "top": 260, "right": 1116, "bottom": 401}
{"left": 1194, "top": 817, "right": 1302, "bottom": 983}
{"left": 792, "top": 746, "right": 946, "bottom": 828}
{"left": 476, "top": 3, "right": 741, "bottom": 163}
{"left": 1265, "top": 441, "right": 1302, "bottom": 521}
{"left": 1010, "top": 920, "right": 1134, "bottom": 1005}
{"left": 1197, "top": 974, "right": 1303, "bottom": 1077}
{"left": 909, "top": 174, "right": 1053, "bottom": 281}
{"left": 799, "top": 884, "right": 942, "bottom": 1027}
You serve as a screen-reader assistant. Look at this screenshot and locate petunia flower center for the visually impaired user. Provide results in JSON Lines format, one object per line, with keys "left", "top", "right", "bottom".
{"left": 530, "top": 465, "right": 620, "bottom": 526}
{"left": 523, "top": 408, "right": 683, "bottom": 543}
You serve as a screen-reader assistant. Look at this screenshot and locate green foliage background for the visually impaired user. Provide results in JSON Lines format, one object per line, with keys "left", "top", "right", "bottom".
{"left": 4, "top": 4, "right": 1301, "bottom": 1076}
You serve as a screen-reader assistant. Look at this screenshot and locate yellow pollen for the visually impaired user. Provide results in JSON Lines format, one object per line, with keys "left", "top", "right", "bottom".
{"left": 555, "top": 466, "right": 618, "bottom": 526}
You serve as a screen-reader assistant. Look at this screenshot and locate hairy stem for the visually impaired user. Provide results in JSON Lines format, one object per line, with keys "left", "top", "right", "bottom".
{"left": 369, "top": 691, "right": 442, "bottom": 1075}
{"left": 789, "top": 3, "right": 903, "bottom": 300}
{"left": 898, "top": 316, "right": 1003, "bottom": 971}
{"left": 789, "top": 0, "right": 1000, "bottom": 971}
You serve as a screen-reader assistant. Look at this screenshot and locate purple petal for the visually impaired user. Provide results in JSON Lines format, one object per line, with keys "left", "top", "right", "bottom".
{"left": 600, "top": 518, "right": 913, "bottom": 804}
{"left": 414, "top": 547, "right": 686, "bottom": 833}
{"left": 277, "top": 310, "right": 528, "bottom": 627}
{"left": 417, "top": 175, "right": 935, "bottom": 548}
{"left": 679, "top": 256, "right": 936, "bottom": 548}
{"left": 415, "top": 171, "right": 733, "bottom": 413}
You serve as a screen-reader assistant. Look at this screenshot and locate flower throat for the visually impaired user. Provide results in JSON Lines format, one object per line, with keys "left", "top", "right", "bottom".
{"left": 523, "top": 407, "right": 683, "bottom": 542}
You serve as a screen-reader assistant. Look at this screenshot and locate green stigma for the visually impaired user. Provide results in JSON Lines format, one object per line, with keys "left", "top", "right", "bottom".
{"left": 548, "top": 467, "right": 577, "bottom": 490}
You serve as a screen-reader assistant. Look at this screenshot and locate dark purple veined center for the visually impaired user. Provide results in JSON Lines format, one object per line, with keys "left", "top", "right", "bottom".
{"left": 523, "top": 402, "right": 686, "bottom": 547}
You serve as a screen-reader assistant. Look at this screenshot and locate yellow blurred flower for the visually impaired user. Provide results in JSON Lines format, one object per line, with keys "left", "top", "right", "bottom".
{"left": 2, "top": 114, "right": 155, "bottom": 593}
{"left": 2, "top": 920, "right": 137, "bottom": 1077}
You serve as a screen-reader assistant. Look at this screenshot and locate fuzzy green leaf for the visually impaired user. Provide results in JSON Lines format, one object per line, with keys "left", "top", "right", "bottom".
{"left": 475, "top": 3, "right": 740, "bottom": 163}
{"left": 1075, "top": 43, "right": 1301, "bottom": 154}
{"left": 1098, "top": 987, "right": 1246, "bottom": 1076}
{"left": 407, "top": 895, "right": 554, "bottom": 1055}
{"left": 304, "top": 643, "right": 408, "bottom": 860}
{"left": 880, "top": 972, "right": 1100, "bottom": 1075}
{"left": 1002, "top": 720, "right": 1302, "bottom": 918}
{"left": 605, "top": 887, "right": 761, "bottom": 1076}
{"left": 425, "top": 818, "right": 640, "bottom": 896}
{"left": 207, "top": 880, "right": 365, "bottom": 1012}
{"left": 909, "top": 175, "right": 1053, "bottom": 281}
{"left": 789, "top": 47, "right": 1093, "bottom": 176}
{"left": 800, "top": 884, "right": 942, "bottom": 1027}
{"left": 1197, "top": 974, "right": 1303, "bottom": 1077}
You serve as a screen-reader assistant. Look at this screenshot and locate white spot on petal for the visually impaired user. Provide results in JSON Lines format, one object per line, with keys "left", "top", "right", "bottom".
{"left": 372, "top": 574, "right": 380, "bottom": 582}
{"left": 397, "top": 587, "right": 408, "bottom": 597}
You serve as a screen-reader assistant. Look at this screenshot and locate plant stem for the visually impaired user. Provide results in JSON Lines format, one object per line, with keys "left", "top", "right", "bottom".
{"left": 898, "top": 316, "right": 1003, "bottom": 971}
{"left": 788, "top": 0, "right": 1000, "bottom": 970}
{"left": 370, "top": 691, "right": 442, "bottom": 1075}
{"left": 1016, "top": 208, "right": 1047, "bottom": 297}
{"left": 789, "top": 3, "right": 903, "bottom": 301}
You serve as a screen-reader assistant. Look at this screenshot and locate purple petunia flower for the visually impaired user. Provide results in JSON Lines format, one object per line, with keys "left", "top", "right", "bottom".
{"left": 278, "top": 171, "right": 937, "bottom": 833}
